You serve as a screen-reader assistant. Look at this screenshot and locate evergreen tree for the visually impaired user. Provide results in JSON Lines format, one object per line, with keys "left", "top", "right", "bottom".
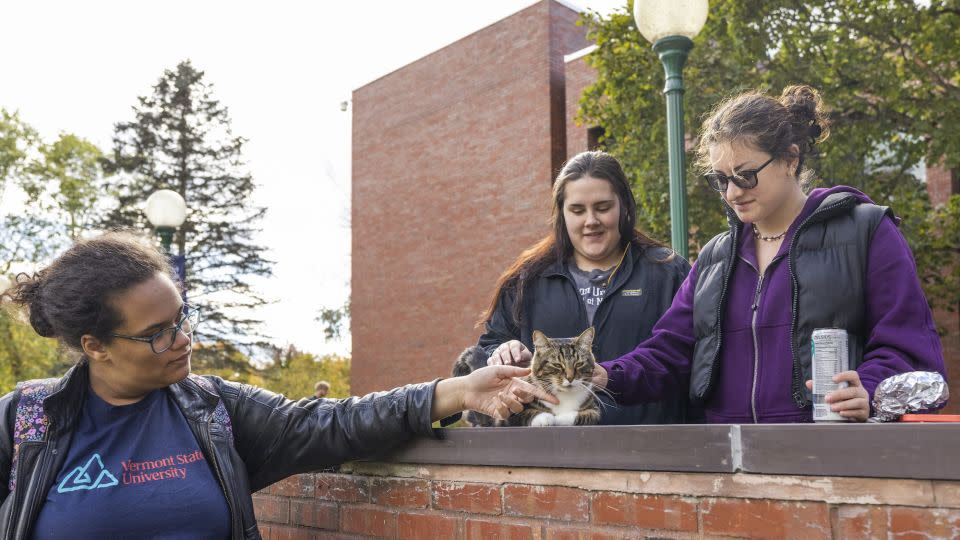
{"left": 102, "top": 60, "right": 273, "bottom": 344}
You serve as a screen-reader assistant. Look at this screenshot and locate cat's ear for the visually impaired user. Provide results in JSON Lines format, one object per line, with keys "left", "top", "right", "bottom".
{"left": 532, "top": 330, "right": 549, "bottom": 350}
{"left": 575, "top": 326, "right": 595, "bottom": 349}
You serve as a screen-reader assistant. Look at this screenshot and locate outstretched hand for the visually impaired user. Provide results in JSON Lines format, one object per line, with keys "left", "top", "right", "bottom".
{"left": 462, "top": 365, "right": 558, "bottom": 420}
{"left": 431, "top": 365, "right": 559, "bottom": 422}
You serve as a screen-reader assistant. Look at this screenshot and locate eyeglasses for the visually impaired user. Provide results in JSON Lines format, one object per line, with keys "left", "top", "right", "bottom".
{"left": 110, "top": 305, "right": 201, "bottom": 354}
{"left": 703, "top": 156, "right": 776, "bottom": 192}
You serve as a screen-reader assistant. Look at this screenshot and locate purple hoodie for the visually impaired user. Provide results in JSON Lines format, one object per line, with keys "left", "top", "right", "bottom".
{"left": 600, "top": 186, "right": 946, "bottom": 423}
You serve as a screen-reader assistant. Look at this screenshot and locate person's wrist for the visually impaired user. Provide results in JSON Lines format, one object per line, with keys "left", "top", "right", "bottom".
{"left": 449, "top": 374, "right": 468, "bottom": 411}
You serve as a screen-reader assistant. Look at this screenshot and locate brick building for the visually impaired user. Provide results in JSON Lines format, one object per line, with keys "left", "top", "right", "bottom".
{"left": 351, "top": 0, "right": 589, "bottom": 395}
{"left": 351, "top": 0, "right": 959, "bottom": 402}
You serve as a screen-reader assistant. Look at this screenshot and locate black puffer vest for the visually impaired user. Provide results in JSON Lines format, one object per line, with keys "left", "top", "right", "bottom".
{"left": 690, "top": 192, "right": 893, "bottom": 406}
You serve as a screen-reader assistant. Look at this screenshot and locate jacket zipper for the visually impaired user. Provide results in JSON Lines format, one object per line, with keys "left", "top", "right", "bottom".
{"left": 200, "top": 416, "right": 239, "bottom": 538}
{"left": 6, "top": 443, "right": 40, "bottom": 540}
{"left": 750, "top": 273, "right": 765, "bottom": 423}
{"left": 26, "top": 443, "right": 55, "bottom": 538}
{"left": 738, "top": 253, "right": 767, "bottom": 424}
{"left": 8, "top": 441, "right": 53, "bottom": 540}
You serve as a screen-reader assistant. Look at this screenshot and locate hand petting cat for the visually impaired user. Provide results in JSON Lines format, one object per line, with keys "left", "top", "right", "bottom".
{"left": 591, "top": 364, "right": 608, "bottom": 389}
{"left": 431, "top": 365, "right": 559, "bottom": 422}
{"left": 486, "top": 340, "right": 533, "bottom": 367}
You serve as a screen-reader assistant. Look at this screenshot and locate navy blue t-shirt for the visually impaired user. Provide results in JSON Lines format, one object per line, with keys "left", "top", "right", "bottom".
{"left": 32, "top": 388, "right": 231, "bottom": 539}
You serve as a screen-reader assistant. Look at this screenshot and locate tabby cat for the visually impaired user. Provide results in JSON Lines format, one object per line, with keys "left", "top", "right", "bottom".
{"left": 451, "top": 327, "right": 601, "bottom": 427}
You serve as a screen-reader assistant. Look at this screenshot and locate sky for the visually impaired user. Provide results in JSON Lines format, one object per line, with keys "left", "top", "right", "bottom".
{"left": 0, "top": 0, "right": 625, "bottom": 356}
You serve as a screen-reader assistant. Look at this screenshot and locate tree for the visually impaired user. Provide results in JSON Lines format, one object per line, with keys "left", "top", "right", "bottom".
{"left": 0, "top": 112, "right": 100, "bottom": 272}
{"left": 260, "top": 345, "right": 351, "bottom": 399}
{"left": 0, "top": 308, "right": 71, "bottom": 395}
{"left": 578, "top": 0, "right": 960, "bottom": 320}
{"left": 24, "top": 134, "right": 104, "bottom": 241}
{"left": 317, "top": 296, "right": 350, "bottom": 342}
{"left": 0, "top": 109, "right": 37, "bottom": 200}
{"left": 102, "top": 60, "right": 273, "bottom": 345}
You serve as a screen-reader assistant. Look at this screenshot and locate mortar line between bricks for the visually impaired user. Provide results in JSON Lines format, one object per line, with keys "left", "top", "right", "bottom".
{"left": 697, "top": 496, "right": 705, "bottom": 539}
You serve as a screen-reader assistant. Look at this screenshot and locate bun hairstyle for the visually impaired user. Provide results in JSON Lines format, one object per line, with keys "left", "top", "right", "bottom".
{"left": 696, "top": 84, "right": 831, "bottom": 190}
{"left": 1, "top": 232, "right": 175, "bottom": 351}
{"left": 7, "top": 270, "right": 56, "bottom": 338}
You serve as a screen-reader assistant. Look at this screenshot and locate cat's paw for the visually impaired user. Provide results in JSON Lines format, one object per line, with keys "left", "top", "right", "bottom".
{"left": 530, "top": 412, "right": 556, "bottom": 427}
{"left": 555, "top": 412, "right": 578, "bottom": 426}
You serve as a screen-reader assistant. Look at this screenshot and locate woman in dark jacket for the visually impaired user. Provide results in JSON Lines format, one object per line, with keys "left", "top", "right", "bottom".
{"left": 480, "top": 151, "right": 693, "bottom": 424}
{"left": 0, "top": 232, "right": 554, "bottom": 539}
{"left": 594, "top": 85, "right": 946, "bottom": 423}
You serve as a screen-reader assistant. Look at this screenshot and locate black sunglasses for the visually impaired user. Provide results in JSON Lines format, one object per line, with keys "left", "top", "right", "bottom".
{"left": 703, "top": 156, "right": 776, "bottom": 192}
{"left": 110, "top": 305, "right": 201, "bottom": 354}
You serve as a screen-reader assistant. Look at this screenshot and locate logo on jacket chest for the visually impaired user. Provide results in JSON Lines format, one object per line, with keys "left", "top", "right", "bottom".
{"left": 621, "top": 288, "right": 643, "bottom": 297}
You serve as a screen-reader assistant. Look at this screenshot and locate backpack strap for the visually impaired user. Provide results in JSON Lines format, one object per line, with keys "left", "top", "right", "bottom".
{"left": 8, "top": 379, "right": 58, "bottom": 492}
{"left": 188, "top": 375, "right": 235, "bottom": 448}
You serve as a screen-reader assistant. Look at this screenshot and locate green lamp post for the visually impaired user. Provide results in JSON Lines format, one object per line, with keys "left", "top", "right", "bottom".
{"left": 633, "top": 0, "right": 708, "bottom": 260}
{"left": 145, "top": 189, "right": 187, "bottom": 253}
{"left": 145, "top": 189, "right": 188, "bottom": 293}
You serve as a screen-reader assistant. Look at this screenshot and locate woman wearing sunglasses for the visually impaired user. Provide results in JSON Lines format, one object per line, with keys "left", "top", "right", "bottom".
{"left": 592, "top": 85, "right": 945, "bottom": 423}
{"left": 0, "top": 232, "right": 554, "bottom": 539}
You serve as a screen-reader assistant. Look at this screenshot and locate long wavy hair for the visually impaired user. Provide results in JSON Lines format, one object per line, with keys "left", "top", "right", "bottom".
{"left": 478, "top": 151, "right": 670, "bottom": 327}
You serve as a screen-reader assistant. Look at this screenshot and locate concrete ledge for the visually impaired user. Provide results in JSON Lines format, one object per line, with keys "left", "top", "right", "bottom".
{"left": 381, "top": 423, "right": 960, "bottom": 481}
{"left": 386, "top": 425, "right": 734, "bottom": 473}
{"left": 739, "top": 423, "right": 960, "bottom": 480}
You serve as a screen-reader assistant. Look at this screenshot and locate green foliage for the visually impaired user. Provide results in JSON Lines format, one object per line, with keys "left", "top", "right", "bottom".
{"left": 0, "top": 109, "right": 37, "bottom": 195}
{"left": 101, "top": 60, "right": 273, "bottom": 348}
{"left": 0, "top": 111, "right": 100, "bottom": 272}
{"left": 0, "top": 308, "right": 72, "bottom": 396}
{"left": 317, "top": 296, "right": 350, "bottom": 342}
{"left": 191, "top": 342, "right": 351, "bottom": 399}
{"left": 578, "top": 0, "right": 960, "bottom": 315}
{"left": 259, "top": 346, "right": 351, "bottom": 400}
{"left": 25, "top": 134, "right": 104, "bottom": 241}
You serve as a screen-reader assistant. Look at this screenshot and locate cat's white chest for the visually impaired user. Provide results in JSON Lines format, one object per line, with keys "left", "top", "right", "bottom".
{"left": 543, "top": 387, "right": 590, "bottom": 416}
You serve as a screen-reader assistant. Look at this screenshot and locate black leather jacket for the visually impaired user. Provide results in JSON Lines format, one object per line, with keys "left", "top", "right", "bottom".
{"left": 0, "top": 362, "right": 439, "bottom": 539}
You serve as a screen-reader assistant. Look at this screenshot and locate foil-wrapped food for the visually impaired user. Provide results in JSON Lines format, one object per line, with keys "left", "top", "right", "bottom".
{"left": 870, "top": 371, "right": 949, "bottom": 422}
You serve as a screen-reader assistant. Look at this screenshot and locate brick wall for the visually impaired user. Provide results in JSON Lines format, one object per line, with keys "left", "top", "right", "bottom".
{"left": 927, "top": 163, "right": 959, "bottom": 208}
{"left": 254, "top": 463, "right": 960, "bottom": 539}
{"left": 351, "top": 0, "right": 587, "bottom": 395}
{"left": 926, "top": 163, "right": 960, "bottom": 413}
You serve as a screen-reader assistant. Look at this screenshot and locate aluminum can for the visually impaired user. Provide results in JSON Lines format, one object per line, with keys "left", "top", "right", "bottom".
{"left": 812, "top": 328, "right": 850, "bottom": 422}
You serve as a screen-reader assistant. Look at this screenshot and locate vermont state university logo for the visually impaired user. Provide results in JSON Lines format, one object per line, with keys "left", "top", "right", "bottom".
{"left": 57, "top": 454, "right": 118, "bottom": 493}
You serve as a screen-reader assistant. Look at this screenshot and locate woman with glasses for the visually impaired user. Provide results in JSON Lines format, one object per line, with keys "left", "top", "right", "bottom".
{"left": 591, "top": 85, "right": 945, "bottom": 423}
{"left": 0, "top": 232, "right": 554, "bottom": 539}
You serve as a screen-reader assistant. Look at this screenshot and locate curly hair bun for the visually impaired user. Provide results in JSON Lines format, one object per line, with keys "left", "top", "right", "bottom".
{"left": 8, "top": 273, "right": 57, "bottom": 338}
{"left": 779, "top": 84, "right": 830, "bottom": 145}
